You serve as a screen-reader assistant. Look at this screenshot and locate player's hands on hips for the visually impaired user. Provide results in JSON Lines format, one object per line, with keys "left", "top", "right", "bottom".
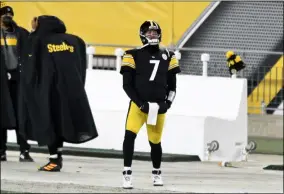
{"left": 158, "top": 101, "right": 170, "bottom": 114}
{"left": 139, "top": 102, "right": 149, "bottom": 113}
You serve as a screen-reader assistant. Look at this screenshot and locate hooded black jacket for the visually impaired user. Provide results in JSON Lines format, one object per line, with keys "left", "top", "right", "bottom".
{"left": 1, "top": 21, "right": 30, "bottom": 130}
{"left": 19, "top": 15, "right": 98, "bottom": 146}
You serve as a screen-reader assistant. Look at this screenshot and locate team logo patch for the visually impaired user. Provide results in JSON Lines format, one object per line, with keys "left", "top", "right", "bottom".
{"left": 162, "top": 54, "right": 167, "bottom": 60}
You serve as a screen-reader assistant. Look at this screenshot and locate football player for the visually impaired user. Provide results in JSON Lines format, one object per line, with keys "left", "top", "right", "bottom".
{"left": 120, "top": 20, "right": 181, "bottom": 189}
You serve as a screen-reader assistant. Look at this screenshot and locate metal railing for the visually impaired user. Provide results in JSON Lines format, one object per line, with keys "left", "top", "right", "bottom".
{"left": 247, "top": 66, "right": 283, "bottom": 114}
{"left": 85, "top": 43, "right": 283, "bottom": 114}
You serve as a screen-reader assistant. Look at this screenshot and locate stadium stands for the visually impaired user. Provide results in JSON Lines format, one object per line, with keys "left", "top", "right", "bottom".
{"left": 177, "top": 1, "right": 283, "bottom": 114}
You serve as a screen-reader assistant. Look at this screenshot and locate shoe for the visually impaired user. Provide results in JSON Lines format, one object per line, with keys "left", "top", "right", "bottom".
{"left": 1, "top": 154, "right": 7, "bottom": 162}
{"left": 38, "top": 157, "right": 62, "bottom": 172}
{"left": 122, "top": 170, "right": 133, "bottom": 189}
{"left": 152, "top": 169, "right": 163, "bottom": 186}
{"left": 19, "top": 150, "right": 34, "bottom": 162}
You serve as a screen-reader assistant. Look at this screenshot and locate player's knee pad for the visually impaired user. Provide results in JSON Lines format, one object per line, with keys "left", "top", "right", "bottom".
{"left": 124, "top": 130, "right": 137, "bottom": 141}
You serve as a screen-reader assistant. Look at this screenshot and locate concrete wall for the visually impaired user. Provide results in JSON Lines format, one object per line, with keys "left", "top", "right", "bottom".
{"left": 248, "top": 115, "right": 283, "bottom": 155}
{"left": 7, "top": 71, "right": 283, "bottom": 156}
{"left": 248, "top": 115, "right": 283, "bottom": 138}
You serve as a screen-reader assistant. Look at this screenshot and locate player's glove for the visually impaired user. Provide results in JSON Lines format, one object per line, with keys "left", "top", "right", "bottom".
{"left": 164, "top": 90, "right": 176, "bottom": 111}
{"left": 166, "top": 100, "right": 172, "bottom": 109}
{"left": 158, "top": 101, "right": 169, "bottom": 114}
{"left": 139, "top": 102, "right": 149, "bottom": 113}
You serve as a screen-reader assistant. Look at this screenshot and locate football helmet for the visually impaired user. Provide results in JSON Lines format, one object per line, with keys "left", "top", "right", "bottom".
{"left": 139, "top": 20, "right": 161, "bottom": 45}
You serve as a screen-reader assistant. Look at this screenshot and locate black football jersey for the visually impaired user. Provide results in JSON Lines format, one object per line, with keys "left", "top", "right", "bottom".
{"left": 120, "top": 46, "right": 181, "bottom": 102}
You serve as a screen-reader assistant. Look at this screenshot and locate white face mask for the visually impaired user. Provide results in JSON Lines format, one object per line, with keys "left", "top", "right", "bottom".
{"left": 146, "top": 38, "right": 160, "bottom": 45}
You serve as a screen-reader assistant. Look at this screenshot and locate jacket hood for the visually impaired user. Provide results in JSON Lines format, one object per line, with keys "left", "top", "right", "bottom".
{"left": 35, "top": 15, "right": 66, "bottom": 36}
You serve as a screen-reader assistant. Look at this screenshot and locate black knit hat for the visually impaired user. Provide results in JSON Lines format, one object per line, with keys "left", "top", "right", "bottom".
{"left": 0, "top": 6, "right": 14, "bottom": 16}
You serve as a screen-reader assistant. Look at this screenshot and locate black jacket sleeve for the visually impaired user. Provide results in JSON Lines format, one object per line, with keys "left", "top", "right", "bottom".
{"left": 17, "top": 26, "right": 30, "bottom": 64}
{"left": 24, "top": 35, "right": 42, "bottom": 86}
{"left": 122, "top": 71, "right": 143, "bottom": 108}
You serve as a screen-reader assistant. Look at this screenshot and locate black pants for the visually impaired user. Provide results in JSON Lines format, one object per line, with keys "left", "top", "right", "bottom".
{"left": 0, "top": 128, "right": 30, "bottom": 154}
{"left": 48, "top": 136, "right": 64, "bottom": 156}
{"left": 0, "top": 79, "right": 30, "bottom": 155}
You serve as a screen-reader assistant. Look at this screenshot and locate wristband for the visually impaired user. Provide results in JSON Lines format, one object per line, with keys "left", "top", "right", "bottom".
{"left": 167, "top": 91, "right": 176, "bottom": 102}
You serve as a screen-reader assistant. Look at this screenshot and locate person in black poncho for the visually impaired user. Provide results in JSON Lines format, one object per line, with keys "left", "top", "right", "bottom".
{"left": 20, "top": 15, "right": 98, "bottom": 172}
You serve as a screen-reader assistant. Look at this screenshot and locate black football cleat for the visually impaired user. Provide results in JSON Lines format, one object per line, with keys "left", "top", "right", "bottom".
{"left": 19, "top": 151, "right": 34, "bottom": 162}
{"left": 38, "top": 157, "right": 62, "bottom": 172}
{"left": 1, "top": 154, "right": 7, "bottom": 162}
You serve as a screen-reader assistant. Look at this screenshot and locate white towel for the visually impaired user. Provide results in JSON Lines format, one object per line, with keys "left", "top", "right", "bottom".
{"left": 147, "top": 103, "right": 159, "bottom": 125}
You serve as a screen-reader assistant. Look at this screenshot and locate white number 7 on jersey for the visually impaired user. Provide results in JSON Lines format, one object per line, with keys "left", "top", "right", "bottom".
{"left": 149, "top": 60, "right": 160, "bottom": 81}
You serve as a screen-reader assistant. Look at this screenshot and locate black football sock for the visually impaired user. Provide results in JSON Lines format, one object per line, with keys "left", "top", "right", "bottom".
{"left": 149, "top": 141, "right": 162, "bottom": 169}
{"left": 48, "top": 140, "right": 63, "bottom": 159}
{"left": 123, "top": 130, "right": 137, "bottom": 167}
{"left": 57, "top": 140, "right": 64, "bottom": 158}
{"left": 57, "top": 147, "right": 63, "bottom": 158}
